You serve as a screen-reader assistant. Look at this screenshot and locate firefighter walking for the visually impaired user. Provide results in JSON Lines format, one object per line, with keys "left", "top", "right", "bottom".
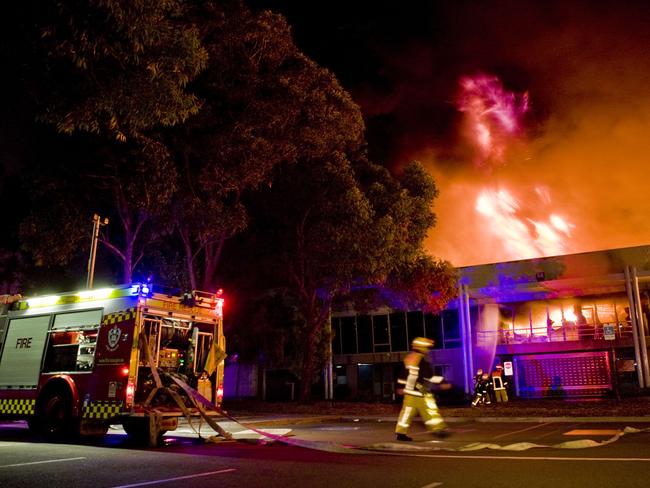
{"left": 471, "top": 369, "right": 492, "bottom": 406}
{"left": 395, "top": 337, "right": 448, "bottom": 441}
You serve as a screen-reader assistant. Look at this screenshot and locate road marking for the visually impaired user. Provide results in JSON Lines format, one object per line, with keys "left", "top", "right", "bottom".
{"left": 0, "top": 442, "right": 22, "bottom": 447}
{"left": 110, "top": 468, "right": 237, "bottom": 487}
{"left": 492, "top": 422, "right": 549, "bottom": 439}
{"left": 533, "top": 423, "right": 579, "bottom": 440}
{"left": 564, "top": 429, "right": 620, "bottom": 436}
{"left": 0, "top": 457, "right": 86, "bottom": 468}
{"left": 420, "top": 482, "right": 443, "bottom": 488}
{"left": 391, "top": 453, "right": 650, "bottom": 462}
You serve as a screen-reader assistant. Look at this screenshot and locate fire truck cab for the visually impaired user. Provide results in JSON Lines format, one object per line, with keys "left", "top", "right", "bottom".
{"left": 0, "top": 283, "right": 226, "bottom": 445}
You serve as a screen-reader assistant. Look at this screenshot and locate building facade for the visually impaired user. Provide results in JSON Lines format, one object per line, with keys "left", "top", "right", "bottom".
{"left": 331, "top": 245, "right": 650, "bottom": 401}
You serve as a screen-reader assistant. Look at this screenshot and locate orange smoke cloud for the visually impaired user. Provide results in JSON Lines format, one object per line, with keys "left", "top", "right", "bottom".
{"left": 425, "top": 92, "right": 650, "bottom": 266}
{"left": 421, "top": 5, "right": 650, "bottom": 266}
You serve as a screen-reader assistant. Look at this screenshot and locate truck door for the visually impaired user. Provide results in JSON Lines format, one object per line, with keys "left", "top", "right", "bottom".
{"left": 0, "top": 315, "right": 51, "bottom": 388}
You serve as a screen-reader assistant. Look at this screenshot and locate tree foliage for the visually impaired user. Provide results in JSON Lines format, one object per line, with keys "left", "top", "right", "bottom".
{"left": 93, "top": 136, "right": 178, "bottom": 282}
{"left": 35, "top": 0, "right": 207, "bottom": 141}
{"left": 246, "top": 153, "right": 457, "bottom": 400}
{"left": 165, "top": 2, "right": 367, "bottom": 291}
{"left": 9, "top": 1, "right": 457, "bottom": 404}
{"left": 18, "top": 135, "right": 177, "bottom": 285}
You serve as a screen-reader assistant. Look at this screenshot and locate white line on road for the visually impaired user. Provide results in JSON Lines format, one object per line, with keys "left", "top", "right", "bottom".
{"left": 492, "top": 422, "right": 549, "bottom": 440}
{"left": 110, "top": 468, "right": 237, "bottom": 487}
{"left": 420, "top": 482, "right": 443, "bottom": 488}
{"left": 0, "top": 457, "right": 86, "bottom": 468}
{"left": 394, "top": 453, "right": 650, "bottom": 462}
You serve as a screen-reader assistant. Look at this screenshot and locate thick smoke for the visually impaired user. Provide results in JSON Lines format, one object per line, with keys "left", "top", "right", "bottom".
{"left": 408, "top": 2, "right": 650, "bottom": 266}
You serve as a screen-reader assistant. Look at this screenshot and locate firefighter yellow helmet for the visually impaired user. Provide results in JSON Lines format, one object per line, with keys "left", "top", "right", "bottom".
{"left": 411, "top": 337, "right": 434, "bottom": 353}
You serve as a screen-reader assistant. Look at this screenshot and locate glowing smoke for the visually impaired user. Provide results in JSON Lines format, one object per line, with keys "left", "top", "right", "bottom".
{"left": 427, "top": 73, "right": 577, "bottom": 264}
{"left": 457, "top": 73, "right": 529, "bottom": 168}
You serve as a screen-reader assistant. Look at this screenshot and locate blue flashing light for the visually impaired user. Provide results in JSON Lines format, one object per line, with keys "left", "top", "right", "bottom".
{"left": 131, "top": 282, "right": 153, "bottom": 298}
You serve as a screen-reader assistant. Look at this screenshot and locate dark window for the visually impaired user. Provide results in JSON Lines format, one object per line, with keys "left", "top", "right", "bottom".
{"left": 373, "top": 315, "right": 389, "bottom": 352}
{"left": 341, "top": 316, "right": 357, "bottom": 354}
{"left": 424, "top": 313, "right": 443, "bottom": 349}
{"left": 407, "top": 311, "right": 424, "bottom": 344}
{"left": 357, "top": 364, "right": 374, "bottom": 401}
{"left": 442, "top": 309, "right": 460, "bottom": 339}
{"left": 389, "top": 312, "right": 407, "bottom": 352}
{"left": 43, "top": 329, "right": 98, "bottom": 372}
{"left": 433, "top": 364, "right": 451, "bottom": 377}
{"left": 357, "top": 315, "right": 373, "bottom": 353}
{"left": 470, "top": 305, "right": 479, "bottom": 326}
{"left": 331, "top": 318, "right": 341, "bottom": 355}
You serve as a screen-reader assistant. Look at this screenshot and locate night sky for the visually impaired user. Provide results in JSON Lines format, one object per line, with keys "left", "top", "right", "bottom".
{"left": 250, "top": 0, "right": 650, "bottom": 266}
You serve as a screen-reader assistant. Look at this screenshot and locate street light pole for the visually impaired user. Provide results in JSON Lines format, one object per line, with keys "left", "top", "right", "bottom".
{"left": 86, "top": 213, "right": 109, "bottom": 289}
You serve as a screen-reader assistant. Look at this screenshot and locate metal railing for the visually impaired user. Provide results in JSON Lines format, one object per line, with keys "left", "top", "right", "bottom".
{"left": 479, "top": 322, "right": 637, "bottom": 345}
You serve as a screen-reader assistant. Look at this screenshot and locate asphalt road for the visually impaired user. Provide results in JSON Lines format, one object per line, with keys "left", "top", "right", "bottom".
{"left": 2, "top": 417, "right": 650, "bottom": 488}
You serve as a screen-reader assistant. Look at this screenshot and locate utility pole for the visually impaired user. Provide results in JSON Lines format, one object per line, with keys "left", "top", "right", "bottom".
{"left": 86, "top": 214, "right": 109, "bottom": 289}
{"left": 324, "top": 308, "right": 334, "bottom": 402}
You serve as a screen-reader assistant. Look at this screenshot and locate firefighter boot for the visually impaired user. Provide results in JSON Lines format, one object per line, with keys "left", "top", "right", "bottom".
{"left": 396, "top": 433, "right": 413, "bottom": 441}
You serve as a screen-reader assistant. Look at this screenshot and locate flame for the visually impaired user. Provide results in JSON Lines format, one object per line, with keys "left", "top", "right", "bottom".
{"left": 453, "top": 73, "right": 576, "bottom": 261}
{"left": 475, "top": 186, "right": 574, "bottom": 260}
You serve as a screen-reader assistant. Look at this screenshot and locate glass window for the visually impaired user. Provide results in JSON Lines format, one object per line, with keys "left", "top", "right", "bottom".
{"left": 341, "top": 316, "right": 357, "bottom": 354}
{"left": 389, "top": 312, "right": 407, "bottom": 352}
{"left": 331, "top": 318, "right": 341, "bottom": 355}
{"left": 433, "top": 364, "right": 450, "bottom": 376}
{"left": 407, "top": 311, "right": 424, "bottom": 344}
{"left": 469, "top": 305, "right": 479, "bottom": 327}
{"left": 357, "top": 315, "right": 373, "bottom": 353}
{"left": 373, "top": 315, "right": 389, "bottom": 352}
{"left": 53, "top": 310, "right": 102, "bottom": 330}
{"left": 442, "top": 309, "right": 460, "bottom": 339}
{"left": 43, "top": 329, "right": 98, "bottom": 372}
{"left": 424, "top": 313, "right": 443, "bottom": 349}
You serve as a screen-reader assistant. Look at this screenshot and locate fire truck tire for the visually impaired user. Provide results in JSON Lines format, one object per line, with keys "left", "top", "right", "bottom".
{"left": 39, "top": 391, "right": 78, "bottom": 439}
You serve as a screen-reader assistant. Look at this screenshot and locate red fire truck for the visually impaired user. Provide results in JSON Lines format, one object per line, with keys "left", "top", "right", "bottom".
{"left": 0, "top": 283, "right": 226, "bottom": 445}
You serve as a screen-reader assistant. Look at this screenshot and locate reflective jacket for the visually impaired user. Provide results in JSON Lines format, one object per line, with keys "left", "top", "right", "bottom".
{"left": 398, "top": 351, "right": 444, "bottom": 397}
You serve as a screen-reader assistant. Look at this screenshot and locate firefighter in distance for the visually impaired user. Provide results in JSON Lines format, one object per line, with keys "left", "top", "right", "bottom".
{"left": 491, "top": 364, "right": 509, "bottom": 402}
{"left": 395, "top": 337, "right": 448, "bottom": 441}
{"left": 471, "top": 368, "right": 492, "bottom": 406}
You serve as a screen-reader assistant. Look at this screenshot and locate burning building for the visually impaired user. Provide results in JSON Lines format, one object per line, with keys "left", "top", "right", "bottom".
{"left": 331, "top": 244, "right": 650, "bottom": 401}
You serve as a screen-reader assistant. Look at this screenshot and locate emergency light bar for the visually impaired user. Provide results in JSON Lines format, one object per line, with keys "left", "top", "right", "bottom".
{"left": 21, "top": 283, "right": 147, "bottom": 309}
{"left": 18, "top": 283, "right": 224, "bottom": 314}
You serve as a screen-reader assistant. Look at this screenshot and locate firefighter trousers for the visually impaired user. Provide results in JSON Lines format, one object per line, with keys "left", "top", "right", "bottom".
{"left": 395, "top": 392, "right": 447, "bottom": 434}
{"left": 494, "top": 388, "right": 508, "bottom": 402}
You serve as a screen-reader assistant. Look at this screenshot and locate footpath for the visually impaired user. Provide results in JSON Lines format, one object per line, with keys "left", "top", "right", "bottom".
{"left": 220, "top": 396, "right": 650, "bottom": 427}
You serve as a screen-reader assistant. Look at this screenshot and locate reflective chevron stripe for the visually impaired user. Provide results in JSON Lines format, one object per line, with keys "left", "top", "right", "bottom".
{"left": 0, "top": 398, "right": 36, "bottom": 415}
{"left": 83, "top": 400, "right": 123, "bottom": 419}
{"left": 103, "top": 308, "right": 136, "bottom": 325}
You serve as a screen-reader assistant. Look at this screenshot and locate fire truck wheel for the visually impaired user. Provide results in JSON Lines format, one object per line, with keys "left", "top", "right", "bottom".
{"left": 40, "top": 391, "right": 76, "bottom": 438}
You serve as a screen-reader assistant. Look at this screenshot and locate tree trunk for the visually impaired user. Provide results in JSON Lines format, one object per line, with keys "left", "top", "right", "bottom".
{"left": 298, "top": 314, "right": 324, "bottom": 402}
{"left": 123, "top": 238, "right": 133, "bottom": 283}
{"left": 201, "top": 235, "right": 225, "bottom": 291}
{"left": 179, "top": 228, "right": 197, "bottom": 290}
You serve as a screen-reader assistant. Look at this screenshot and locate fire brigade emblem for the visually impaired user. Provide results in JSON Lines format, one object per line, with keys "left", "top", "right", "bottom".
{"left": 107, "top": 326, "right": 122, "bottom": 351}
